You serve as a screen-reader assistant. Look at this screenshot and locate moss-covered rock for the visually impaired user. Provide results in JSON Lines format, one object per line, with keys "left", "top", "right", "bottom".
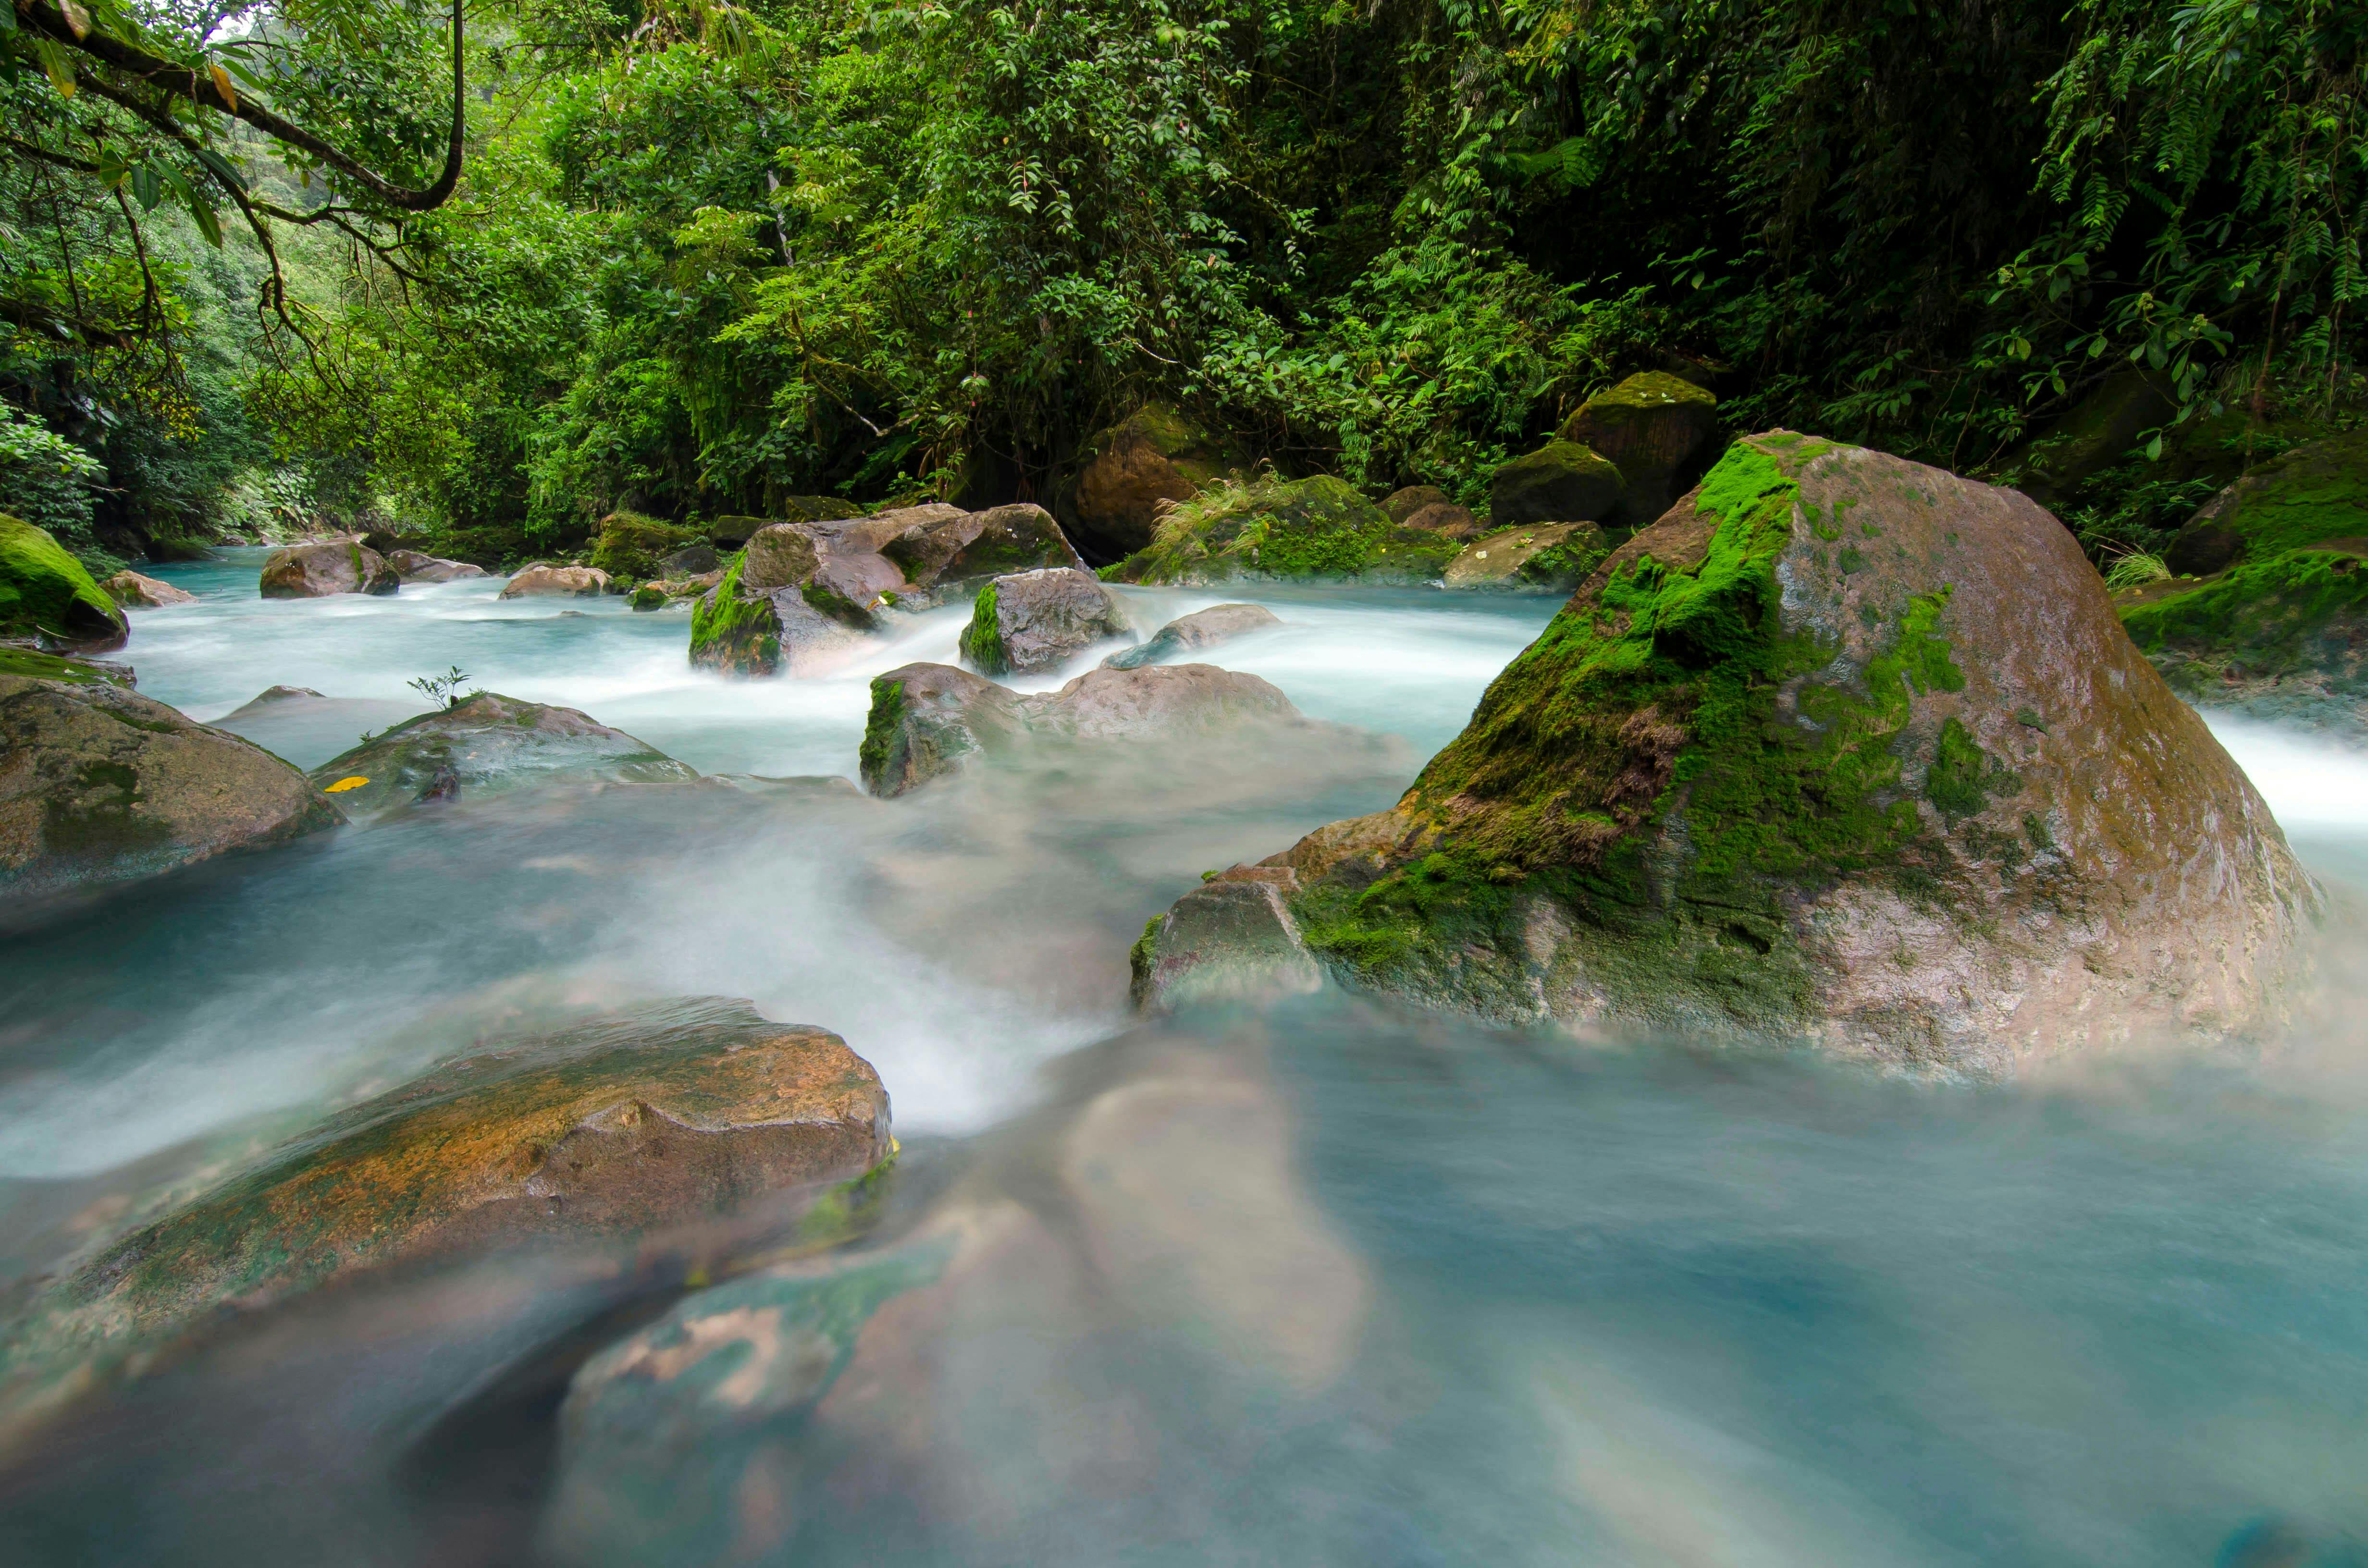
{"left": 1265, "top": 431, "right": 2313, "bottom": 1073}
{"left": 0, "top": 667, "right": 343, "bottom": 906}
{"left": 308, "top": 690, "right": 698, "bottom": 821}
{"left": 1488, "top": 440, "right": 1626, "bottom": 529}
{"left": 588, "top": 512, "right": 705, "bottom": 584}
{"left": 1130, "top": 866, "right": 1323, "bottom": 1010}
{"left": 2120, "top": 427, "right": 2368, "bottom": 737}
{"left": 1107, "top": 474, "right": 1460, "bottom": 586}
{"left": 957, "top": 568, "right": 1132, "bottom": 675}
{"left": 881, "top": 502, "right": 1086, "bottom": 594}
{"left": 857, "top": 663, "right": 1029, "bottom": 797}
{"left": 1442, "top": 521, "right": 1612, "bottom": 592}
{"left": 1399, "top": 501, "right": 1483, "bottom": 541}
{"left": 1558, "top": 370, "right": 1720, "bottom": 525}
{"left": 1061, "top": 403, "right": 1240, "bottom": 558}
{"left": 690, "top": 551, "right": 873, "bottom": 676}
{"left": 0, "top": 514, "right": 129, "bottom": 650}
{"left": 46, "top": 998, "right": 890, "bottom": 1355}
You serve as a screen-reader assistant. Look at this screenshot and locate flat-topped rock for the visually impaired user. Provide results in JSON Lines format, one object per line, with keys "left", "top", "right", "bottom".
{"left": 1559, "top": 370, "right": 1720, "bottom": 526}
{"left": 1102, "top": 602, "right": 1282, "bottom": 669}
{"left": 308, "top": 691, "right": 697, "bottom": 821}
{"left": 1489, "top": 440, "right": 1625, "bottom": 529}
{"left": 100, "top": 569, "right": 195, "bottom": 608}
{"left": 1107, "top": 474, "right": 1458, "bottom": 586}
{"left": 384, "top": 549, "right": 487, "bottom": 583}
{"left": 501, "top": 564, "right": 612, "bottom": 599}
{"left": 260, "top": 539, "right": 399, "bottom": 599}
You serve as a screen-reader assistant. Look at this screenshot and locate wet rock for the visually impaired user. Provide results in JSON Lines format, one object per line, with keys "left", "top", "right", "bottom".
{"left": 383, "top": 549, "right": 488, "bottom": 583}
{"left": 882, "top": 502, "right": 1086, "bottom": 594}
{"left": 806, "top": 549, "right": 908, "bottom": 619}
{"left": 710, "top": 498, "right": 866, "bottom": 549}
{"left": 54, "top": 998, "right": 891, "bottom": 1349}
{"left": 1029, "top": 664, "right": 1295, "bottom": 740}
{"left": 628, "top": 570, "right": 722, "bottom": 612}
{"left": 2120, "top": 428, "right": 2368, "bottom": 738}
{"left": 588, "top": 512, "right": 705, "bottom": 584}
{"left": 957, "top": 567, "right": 1132, "bottom": 676}
{"left": 688, "top": 558, "right": 869, "bottom": 677}
{"left": 1381, "top": 484, "right": 1452, "bottom": 524}
{"left": 259, "top": 538, "right": 399, "bottom": 600}
{"left": 858, "top": 662, "right": 1028, "bottom": 797}
{"left": 307, "top": 690, "right": 698, "bottom": 822}
{"left": 1273, "top": 431, "right": 2316, "bottom": 1073}
{"left": 0, "top": 667, "right": 343, "bottom": 906}
{"left": 1558, "top": 370, "right": 1720, "bottom": 525}
{"left": 1131, "top": 868, "right": 1323, "bottom": 1009}
{"left": 1443, "top": 520, "right": 1612, "bottom": 592}
{"left": 1400, "top": 501, "right": 1483, "bottom": 541}
{"left": 737, "top": 523, "right": 822, "bottom": 592}
{"left": 1489, "top": 440, "right": 1626, "bottom": 529}
{"left": 0, "top": 646, "right": 134, "bottom": 686}
{"left": 500, "top": 564, "right": 612, "bottom": 599}
{"left": 100, "top": 569, "right": 195, "bottom": 609}
{"left": 1106, "top": 474, "right": 1458, "bottom": 586}
{"left": 1101, "top": 602, "right": 1282, "bottom": 669}
{"left": 208, "top": 687, "right": 429, "bottom": 771}
{"left": 1061, "top": 403, "right": 1239, "bottom": 558}
{"left": 0, "top": 518, "right": 131, "bottom": 653}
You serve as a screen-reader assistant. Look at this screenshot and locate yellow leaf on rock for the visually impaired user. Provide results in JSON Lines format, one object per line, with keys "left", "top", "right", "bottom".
{"left": 324, "top": 776, "right": 370, "bottom": 793}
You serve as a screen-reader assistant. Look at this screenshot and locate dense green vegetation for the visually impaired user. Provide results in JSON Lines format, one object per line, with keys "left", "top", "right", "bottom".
{"left": 5, "top": 0, "right": 2364, "bottom": 572}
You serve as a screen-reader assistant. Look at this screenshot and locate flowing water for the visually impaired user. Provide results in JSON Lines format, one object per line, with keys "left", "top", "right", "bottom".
{"left": 2, "top": 550, "right": 2367, "bottom": 1565}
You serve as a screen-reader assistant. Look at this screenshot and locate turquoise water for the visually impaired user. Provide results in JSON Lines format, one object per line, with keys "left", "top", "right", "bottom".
{"left": 2, "top": 551, "right": 2365, "bottom": 1565}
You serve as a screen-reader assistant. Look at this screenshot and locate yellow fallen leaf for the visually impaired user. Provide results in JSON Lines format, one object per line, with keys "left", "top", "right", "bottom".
{"left": 324, "top": 776, "right": 370, "bottom": 793}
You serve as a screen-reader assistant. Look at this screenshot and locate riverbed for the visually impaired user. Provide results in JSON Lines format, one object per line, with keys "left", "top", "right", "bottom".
{"left": 2, "top": 551, "right": 2365, "bottom": 1565}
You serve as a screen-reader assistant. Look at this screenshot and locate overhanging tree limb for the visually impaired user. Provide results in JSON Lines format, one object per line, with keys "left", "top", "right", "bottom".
{"left": 13, "top": 0, "right": 467, "bottom": 212}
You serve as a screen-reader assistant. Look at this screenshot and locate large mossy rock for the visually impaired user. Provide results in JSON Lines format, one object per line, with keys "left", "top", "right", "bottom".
{"left": 689, "top": 547, "right": 872, "bottom": 677}
{"left": 308, "top": 691, "right": 697, "bottom": 821}
{"left": 0, "top": 514, "right": 129, "bottom": 649}
{"left": 2118, "top": 427, "right": 2368, "bottom": 737}
{"left": 259, "top": 538, "right": 399, "bottom": 599}
{"left": 1062, "top": 403, "right": 1237, "bottom": 559}
{"left": 1489, "top": 440, "right": 1626, "bottom": 529}
{"left": 1107, "top": 474, "right": 1458, "bottom": 586}
{"left": 956, "top": 567, "right": 1133, "bottom": 675}
{"left": 0, "top": 667, "right": 343, "bottom": 905}
{"left": 589, "top": 512, "right": 705, "bottom": 584}
{"left": 1130, "top": 865, "right": 1323, "bottom": 1010}
{"left": 51, "top": 998, "right": 891, "bottom": 1351}
{"left": 1559, "top": 370, "right": 1720, "bottom": 525}
{"left": 857, "top": 662, "right": 1029, "bottom": 797}
{"left": 1264, "top": 431, "right": 2314, "bottom": 1072}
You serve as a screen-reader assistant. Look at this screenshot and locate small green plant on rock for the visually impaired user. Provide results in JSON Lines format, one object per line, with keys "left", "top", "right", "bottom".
{"left": 407, "top": 667, "right": 475, "bottom": 708}
{"left": 2103, "top": 551, "right": 2171, "bottom": 591}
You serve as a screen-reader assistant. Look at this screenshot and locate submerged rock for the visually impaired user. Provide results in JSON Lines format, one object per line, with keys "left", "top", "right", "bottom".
{"left": 1102, "top": 602, "right": 1281, "bottom": 669}
{"left": 1107, "top": 474, "right": 1459, "bottom": 586}
{"left": 957, "top": 567, "right": 1133, "bottom": 675}
{"left": 857, "top": 663, "right": 1029, "bottom": 797}
{"left": 54, "top": 998, "right": 891, "bottom": 1349}
{"left": 1558, "top": 370, "right": 1720, "bottom": 526}
{"left": 1489, "top": 440, "right": 1626, "bottom": 529}
{"left": 100, "top": 569, "right": 195, "bottom": 608}
{"left": 0, "top": 514, "right": 130, "bottom": 649}
{"left": 500, "top": 564, "right": 612, "bottom": 599}
{"left": 383, "top": 549, "right": 488, "bottom": 583}
{"left": 1131, "top": 866, "right": 1323, "bottom": 1010}
{"left": 307, "top": 691, "right": 697, "bottom": 821}
{"left": 1061, "top": 403, "right": 1239, "bottom": 558}
{"left": 0, "top": 668, "right": 342, "bottom": 906}
{"left": 259, "top": 539, "right": 399, "bottom": 599}
{"left": 1268, "top": 431, "right": 2315, "bottom": 1072}
{"left": 1443, "top": 520, "right": 1612, "bottom": 591}
{"left": 2119, "top": 427, "right": 2368, "bottom": 739}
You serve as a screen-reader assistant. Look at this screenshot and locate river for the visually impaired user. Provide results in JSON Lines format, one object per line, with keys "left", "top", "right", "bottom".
{"left": 1, "top": 550, "right": 2364, "bottom": 1565}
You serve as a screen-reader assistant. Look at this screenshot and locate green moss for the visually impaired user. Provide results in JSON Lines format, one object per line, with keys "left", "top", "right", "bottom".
{"left": 688, "top": 551, "right": 784, "bottom": 674}
{"left": 856, "top": 676, "right": 907, "bottom": 792}
{"left": 801, "top": 579, "right": 868, "bottom": 625}
{"left": 957, "top": 582, "right": 1009, "bottom": 673}
{"left": 1127, "top": 912, "right": 1165, "bottom": 988}
{"left": 2121, "top": 545, "right": 2368, "bottom": 688}
{"left": 590, "top": 511, "right": 703, "bottom": 583}
{"left": 1111, "top": 475, "right": 1442, "bottom": 585}
{"left": 1925, "top": 716, "right": 2018, "bottom": 823}
{"left": 0, "top": 647, "right": 126, "bottom": 684}
{"left": 43, "top": 759, "right": 172, "bottom": 857}
{"left": 0, "top": 513, "right": 126, "bottom": 645}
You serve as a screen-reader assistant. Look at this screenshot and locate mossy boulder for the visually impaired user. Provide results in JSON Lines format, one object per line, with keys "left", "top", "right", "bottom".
{"left": 881, "top": 502, "right": 1086, "bottom": 594}
{"left": 1264, "top": 432, "right": 2313, "bottom": 1073}
{"left": 2118, "top": 427, "right": 2368, "bottom": 737}
{"left": 1101, "top": 602, "right": 1282, "bottom": 670}
{"left": 1558, "top": 371, "right": 1720, "bottom": 525}
{"left": 589, "top": 512, "right": 705, "bottom": 584}
{"left": 957, "top": 568, "right": 1132, "bottom": 676}
{"left": 46, "top": 998, "right": 891, "bottom": 1355}
{"left": 0, "top": 514, "right": 129, "bottom": 651}
{"left": 629, "top": 570, "right": 721, "bottom": 612}
{"left": 259, "top": 538, "right": 399, "bottom": 600}
{"left": 1443, "top": 521, "right": 1613, "bottom": 592}
{"left": 858, "top": 663, "right": 1029, "bottom": 797}
{"left": 1107, "top": 474, "right": 1460, "bottom": 586}
{"left": 308, "top": 690, "right": 698, "bottom": 822}
{"left": 1062, "top": 403, "right": 1239, "bottom": 558}
{"left": 0, "top": 667, "right": 343, "bottom": 906}
{"left": 1400, "top": 501, "right": 1483, "bottom": 541}
{"left": 689, "top": 550, "right": 872, "bottom": 676}
{"left": 1130, "top": 865, "right": 1323, "bottom": 1010}
{"left": 1489, "top": 440, "right": 1626, "bottom": 530}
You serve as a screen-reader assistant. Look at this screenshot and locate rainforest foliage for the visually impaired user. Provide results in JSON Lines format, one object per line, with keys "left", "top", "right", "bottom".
{"left": 3, "top": 0, "right": 2364, "bottom": 569}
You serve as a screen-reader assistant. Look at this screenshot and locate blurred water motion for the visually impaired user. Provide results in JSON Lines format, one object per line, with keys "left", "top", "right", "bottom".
{"left": 1, "top": 553, "right": 2365, "bottom": 1566}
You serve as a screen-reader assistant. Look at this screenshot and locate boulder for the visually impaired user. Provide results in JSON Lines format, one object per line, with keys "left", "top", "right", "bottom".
{"left": 806, "top": 549, "right": 908, "bottom": 618}
{"left": 0, "top": 646, "right": 134, "bottom": 685}
{"left": 688, "top": 553, "right": 870, "bottom": 676}
{"left": 2011, "top": 368, "right": 2177, "bottom": 512}
{"left": 709, "top": 498, "right": 865, "bottom": 549}
{"left": 957, "top": 567, "right": 1132, "bottom": 676}
{"left": 1101, "top": 602, "right": 1282, "bottom": 669}
{"left": 1130, "top": 865, "right": 1324, "bottom": 1010}
{"left": 500, "top": 564, "right": 612, "bottom": 599}
{"left": 660, "top": 543, "right": 720, "bottom": 576}
{"left": 1558, "top": 370, "right": 1720, "bottom": 525}
{"left": 1063, "top": 403, "right": 1238, "bottom": 558}
{"left": 208, "top": 687, "right": 428, "bottom": 772}
{"left": 2120, "top": 428, "right": 2368, "bottom": 737}
{"left": 0, "top": 514, "right": 130, "bottom": 650}
{"left": 1270, "top": 431, "right": 2315, "bottom": 1073}
{"left": 628, "top": 570, "right": 722, "bottom": 612}
{"left": 259, "top": 538, "right": 399, "bottom": 600}
{"left": 100, "top": 569, "right": 195, "bottom": 609}
{"left": 1107, "top": 474, "right": 1459, "bottom": 586}
{"left": 0, "top": 667, "right": 343, "bottom": 905}
{"left": 1400, "top": 501, "right": 1483, "bottom": 541}
{"left": 1489, "top": 440, "right": 1626, "bottom": 530}
{"left": 307, "top": 690, "right": 698, "bottom": 821}
{"left": 858, "top": 661, "right": 1304, "bottom": 796}
{"left": 1381, "top": 485, "right": 1453, "bottom": 524}
{"left": 1442, "top": 521, "right": 1612, "bottom": 592}
{"left": 589, "top": 512, "right": 705, "bottom": 584}
{"left": 881, "top": 502, "right": 1086, "bottom": 593}
{"left": 383, "top": 549, "right": 488, "bottom": 583}
{"left": 738, "top": 523, "right": 822, "bottom": 591}
{"left": 48, "top": 998, "right": 891, "bottom": 1350}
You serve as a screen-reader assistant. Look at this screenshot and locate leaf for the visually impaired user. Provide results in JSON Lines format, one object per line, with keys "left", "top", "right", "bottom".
{"left": 130, "top": 164, "right": 163, "bottom": 210}
{"left": 33, "top": 37, "right": 75, "bottom": 96}
{"left": 58, "top": 0, "right": 91, "bottom": 37}
{"left": 208, "top": 61, "right": 237, "bottom": 112}
{"left": 187, "top": 192, "right": 224, "bottom": 248}
{"left": 192, "top": 146, "right": 245, "bottom": 190}
{"left": 2145, "top": 434, "right": 2163, "bottom": 461}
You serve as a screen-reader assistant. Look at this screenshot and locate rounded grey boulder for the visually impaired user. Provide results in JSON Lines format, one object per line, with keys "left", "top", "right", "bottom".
{"left": 957, "top": 568, "right": 1132, "bottom": 676}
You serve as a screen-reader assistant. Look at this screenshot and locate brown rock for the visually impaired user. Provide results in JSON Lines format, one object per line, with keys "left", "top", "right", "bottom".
{"left": 259, "top": 539, "right": 398, "bottom": 599}
{"left": 1381, "top": 485, "right": 1452, "bottom": 524}
{"left": 1026, "top": 663, "right": 1295, "bottom": 741}
{"left": 100, "top": 570, "right": 195, "bottom": 608}
{"left": 1399, "top": 501, "right": 1482, "bottom": 541}
{"left": 1102, "top": 602, "right": 1283, "bottom": 669}
{"left": 956, "top": 567, "right": 1133, "bottom": 675}
{"left": 1558, "top": 370, "right": 1720, "bottom": 525}
{"left": 1065, "top": 404, "right": 1236, "bottom": 558}
{"left": 1442, "top": 520, "right": 1611, "bottom": 591}
{"left": 499, "top": 564, "right": 612, "bottom": 599}
{"left": 383, "top": 550, "right": 488, "bottom": 583}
